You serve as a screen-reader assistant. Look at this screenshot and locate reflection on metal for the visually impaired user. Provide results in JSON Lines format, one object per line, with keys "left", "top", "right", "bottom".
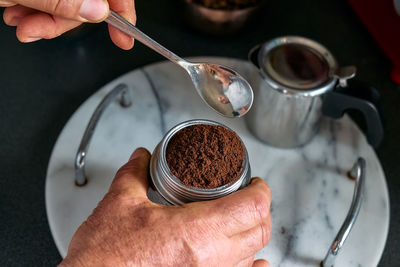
{"left": 74, "top": 83, "right": 131, "bottom": 186}
{"left": 321, "top": 158, "right": 366, "bottom": 267}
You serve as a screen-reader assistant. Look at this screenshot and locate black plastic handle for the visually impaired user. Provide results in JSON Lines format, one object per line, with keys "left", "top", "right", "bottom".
{"left": 322, "top": 79, "right": 384, "bottom": 148}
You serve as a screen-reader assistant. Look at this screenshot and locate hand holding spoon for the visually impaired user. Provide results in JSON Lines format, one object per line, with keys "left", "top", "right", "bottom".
{"left": 105, "top": 11, "right": 253, "bottom": 118}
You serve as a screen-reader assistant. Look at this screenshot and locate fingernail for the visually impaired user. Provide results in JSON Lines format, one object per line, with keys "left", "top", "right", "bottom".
{"left": 24, "top": 37, "right": 42, "bottom": 43}
{"left": 129, "top": 148, "right": 144, "bottom": 160}
{"left": 79, "top": 0, "right": 109, "bottom": 22}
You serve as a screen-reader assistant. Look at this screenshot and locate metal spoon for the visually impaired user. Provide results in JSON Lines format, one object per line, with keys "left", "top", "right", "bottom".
{"left": 105, "top": 11, "right": 253, "bottom": 118}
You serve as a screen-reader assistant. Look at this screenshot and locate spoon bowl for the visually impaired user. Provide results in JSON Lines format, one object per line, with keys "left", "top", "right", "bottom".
{"left": 106, "top": 11, "right": 253, "bottom": 117}
{"left": 185, "top": 63, "right": 253, "bottom": 117}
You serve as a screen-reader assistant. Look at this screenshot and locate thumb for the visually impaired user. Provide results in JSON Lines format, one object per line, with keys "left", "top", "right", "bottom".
{"left": 109, "top": 147, "right": 151, "bottom": 198}
{"left": 13, "top": 0, "right": 109, "bottom": 22}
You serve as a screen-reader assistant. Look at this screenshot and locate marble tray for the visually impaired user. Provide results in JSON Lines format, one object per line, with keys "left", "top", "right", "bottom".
{"left": 45, "top": 57, "right": 389, "bottom": 266}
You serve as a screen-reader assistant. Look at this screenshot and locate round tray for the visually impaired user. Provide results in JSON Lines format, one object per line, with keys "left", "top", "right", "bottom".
{"left": 46, "top": 57, "right": 389, "bottom": 266}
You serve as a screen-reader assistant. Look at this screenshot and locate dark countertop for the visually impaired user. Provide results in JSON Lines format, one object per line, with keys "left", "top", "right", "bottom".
{"left": 0, "top": 0, "right": 399, "bottom": 266}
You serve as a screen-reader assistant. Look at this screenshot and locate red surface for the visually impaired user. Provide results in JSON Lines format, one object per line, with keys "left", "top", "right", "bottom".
{"left": 348, "top": 0, "right": 400, "bottom": 84}
{"left": 392, "top": 67, "right": 400, "bottom": 84}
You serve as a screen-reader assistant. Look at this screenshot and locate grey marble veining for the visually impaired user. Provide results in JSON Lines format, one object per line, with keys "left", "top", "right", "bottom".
{"left": 45, "top": 57, "right": 389, "bottom": 267}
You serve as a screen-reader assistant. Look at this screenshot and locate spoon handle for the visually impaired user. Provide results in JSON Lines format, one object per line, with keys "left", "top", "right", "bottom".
{"left": 105, "top": 11, "right": 188, "bottom": 67}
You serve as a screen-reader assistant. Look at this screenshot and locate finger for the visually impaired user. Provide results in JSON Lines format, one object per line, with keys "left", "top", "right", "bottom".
{"left": 107, "top": 0, "right": 136, "bottom": 50}
{"left": 3, "top": 5, "right": 36, "bottom": 26}
{"left": 15, "top": 12, "right": 81, "bottom": 42}
{"left": 229, "top": 214, "right": 271, "bottom": 262}
{"left": 0, "top": 0, "right": 16, "bottom": 7}
{"left": 202, "top": 178, "right": 271, "bottom": 237}
{"left": 252, "top": 259, "right": 270, "bottom": 267}
{"left": 109, "top": 147, "right": 151, "bottom": 198}
{"left": 12, "top": 0, "right": 109, "bottom": 22}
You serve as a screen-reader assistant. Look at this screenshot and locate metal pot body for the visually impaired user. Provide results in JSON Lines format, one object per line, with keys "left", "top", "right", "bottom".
{"left": 246, "top": 36, "right": 339, "bottom": 148}
{"left": 246, "top": 77, "right": 325, "bottom": 148}
{"left": 148, "top": 119, "right": 251, "bottom": 205}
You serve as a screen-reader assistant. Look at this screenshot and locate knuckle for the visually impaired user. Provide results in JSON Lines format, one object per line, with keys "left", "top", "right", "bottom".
{"left": 114, "top": 160, "right": 147, "bottom": 185}
{"left": 116, "top": 159, "right": 145, "bottom": 177}
{"left": 253, "top": 177, "right": 271, "bottom": 193}
{"left": 114, "top": 165, "right": 132, "bottom": 180}
{"left": 251, "top": 178, "right": 271, "bottom": 203}
{"left": 182, "top": 239, "right": 201, "bottom": 263}
{"left": 50, "top": 0, "right": 79, "bottom": 18}
{"left": 250, "top": 190, "right": 270, "bottom": 223}
{"left": 43, "top": 29, "right": 61, "bottom": 40}
{"left": 259, "top": 220, "right": 271, "bottom": 247}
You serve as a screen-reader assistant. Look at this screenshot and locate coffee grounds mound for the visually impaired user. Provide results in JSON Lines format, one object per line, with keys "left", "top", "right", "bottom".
{"left": 193, "top": 0, "right": 261, "bottom": 10}
{"left": 166, "top": 124, "right": 245, "bottom": 189}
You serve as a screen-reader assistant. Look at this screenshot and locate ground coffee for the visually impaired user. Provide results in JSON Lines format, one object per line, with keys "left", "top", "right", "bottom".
{"left": 166, "top": 124, "right": 245, "bottom": 189}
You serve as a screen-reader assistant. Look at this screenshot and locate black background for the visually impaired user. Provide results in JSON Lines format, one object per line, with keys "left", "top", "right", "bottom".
{"left": 0, "top": 0, "right": 399, "bottom": 266}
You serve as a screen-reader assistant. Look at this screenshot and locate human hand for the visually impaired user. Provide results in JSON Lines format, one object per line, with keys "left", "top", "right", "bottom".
{"left": 59, "top": 147, "right": 272, "bottom": 267}
{"left": 1, "top": 0, "right": 135, "bottom": 49}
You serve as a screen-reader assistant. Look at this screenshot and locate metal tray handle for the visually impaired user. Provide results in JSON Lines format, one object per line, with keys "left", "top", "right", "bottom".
{"left": 321, "top": 157, "right": 366, "bottom": 267}
{"left": 74, "top": 83, "right": 132, "bottom": 186}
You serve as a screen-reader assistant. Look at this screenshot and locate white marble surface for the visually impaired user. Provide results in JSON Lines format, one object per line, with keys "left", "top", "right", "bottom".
{"left": 45, "top": 57, "right": 389, "bottom": 266}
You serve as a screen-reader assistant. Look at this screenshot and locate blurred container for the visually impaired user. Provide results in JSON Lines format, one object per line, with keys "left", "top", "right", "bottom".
{"left": 182, "top": 0, "right": 265, "bottom": 35}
